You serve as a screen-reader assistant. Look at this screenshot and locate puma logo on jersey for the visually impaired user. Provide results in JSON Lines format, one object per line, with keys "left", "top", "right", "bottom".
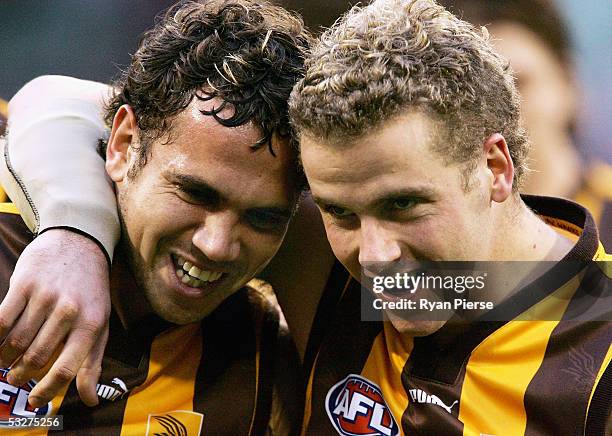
{"left": 409, "top": 389, "right": 458, "bottom": 414}
{"left": 326, "top": 374, "right": 399, "bottom": 436}
{"left": 96, "top": 377, "right": 128, "bottom": 402}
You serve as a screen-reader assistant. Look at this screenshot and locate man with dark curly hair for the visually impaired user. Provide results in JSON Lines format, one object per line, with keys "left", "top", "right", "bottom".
{"left": 0, "top": 0, "right": 310, "bottom": 433}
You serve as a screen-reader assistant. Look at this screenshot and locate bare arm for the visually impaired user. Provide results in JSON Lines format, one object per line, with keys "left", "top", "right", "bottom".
{"left": 1, "top": 75, "right": 119, "bottom": 258}
{"left": 0, "top": 76, "right": 117, "bottom": 407}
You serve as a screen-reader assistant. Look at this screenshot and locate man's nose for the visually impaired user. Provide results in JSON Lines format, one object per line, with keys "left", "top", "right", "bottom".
{"left": 192, "top": 211, "right": 241, "bottom": 262}
{"left": 358, "top": 218, "right": 401, "bottom": 267}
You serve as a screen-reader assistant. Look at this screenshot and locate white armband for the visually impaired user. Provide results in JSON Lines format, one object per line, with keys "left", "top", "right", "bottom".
{"left": 0, "top": 81, "right": 120, "bottom": 262}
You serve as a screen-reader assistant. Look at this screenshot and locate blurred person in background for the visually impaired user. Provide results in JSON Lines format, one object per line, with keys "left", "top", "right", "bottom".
{"left": 437, "top": 0, "right": 612, "bottom": 248}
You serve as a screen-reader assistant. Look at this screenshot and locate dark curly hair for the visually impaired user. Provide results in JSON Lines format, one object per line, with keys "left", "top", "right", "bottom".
{"left": 103, "top": 0, "right": 312, "bottom": 170}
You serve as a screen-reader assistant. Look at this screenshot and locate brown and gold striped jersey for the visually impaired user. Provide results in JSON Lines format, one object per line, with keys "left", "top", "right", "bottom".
{"left": 0, "top": 203, "right": 303, "bottom": 435}
{"left": 574, "top": 161, "right": 612, "bottom": 251}
{"left": 0, "top": 99, "right": 7, "bottom": 135}
{"left": 0, "top": 99, "right": 8, "bottom": 202}
{"left": 303, "top": 195, "right": 611, "bottom": 436}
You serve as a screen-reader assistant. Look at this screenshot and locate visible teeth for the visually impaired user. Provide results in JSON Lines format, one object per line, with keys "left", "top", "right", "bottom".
{"left": 175, "top": 256, "right": 223, "bottom": 286}
{"left": 198, "top": 270, "right": 211, "bottom": 282}
{"left": 189, "top": 265, "right": 201, "bottom": 277}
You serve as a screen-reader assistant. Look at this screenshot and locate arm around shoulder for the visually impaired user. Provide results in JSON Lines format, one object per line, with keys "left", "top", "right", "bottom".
{"left": 1, "top": 75, "right": 119, "bottom": 261}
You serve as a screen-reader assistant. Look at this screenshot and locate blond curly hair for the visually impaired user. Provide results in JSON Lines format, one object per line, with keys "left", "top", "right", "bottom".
{"left": 289, "top": 0, "right": 529, "bottom": 189}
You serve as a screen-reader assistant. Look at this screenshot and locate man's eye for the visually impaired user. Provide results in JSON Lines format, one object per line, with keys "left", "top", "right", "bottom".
{"left": 178, "top": 189, "right": 215, "bottom": 206}
{"left": 392, "top": 198, "right": 416, "bottom": 210}
{"left": 245, "top": 210, "right": 287, "bottom": 232}
{"left": 325, "top": 205, "right": 353, "bottom": 218}
{"left": 180, "top": 191, "right": 198, "bottom": 202}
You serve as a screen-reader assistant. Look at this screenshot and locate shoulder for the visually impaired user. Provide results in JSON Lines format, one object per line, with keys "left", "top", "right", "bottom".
{"left": 0, "top": 204, "right": 32, "bottom": 253}
{"left": 244, "top": 278, "right": 283, "bottom": 325}
{"left": 0, "top": 98, "right": 7, "bottom": 136}
{"left": 243, "top": 278, "right": 293, "bottom": 351}
{"left": 0, "top": 205, "right": 33, "bottom": 296}
{"left": 202, "top": 279, "right": 287, "bottom": 344}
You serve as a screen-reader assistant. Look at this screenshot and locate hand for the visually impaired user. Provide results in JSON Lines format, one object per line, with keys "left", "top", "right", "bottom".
{"left": 0, "top": 228, "right": 111, "bottom": 408}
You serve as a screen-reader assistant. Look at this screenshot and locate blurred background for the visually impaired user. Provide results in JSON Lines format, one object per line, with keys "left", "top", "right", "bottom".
{"left": 0, "top": 0, "right": 609, "bottom": 158}
{"left": 0, "top": 0, "right": 610, "bottom": 245}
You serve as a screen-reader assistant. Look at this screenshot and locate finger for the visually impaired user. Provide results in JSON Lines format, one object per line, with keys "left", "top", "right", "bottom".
{"left": 27, "top": 328, "right": 101, "bottom": 409}
{"left": 76, "top": 325, "right": 108, "bottom": 407}
{"left": 0, "top": 302, "right": 47, "bottom": 368}
{"left": 0, "top": 287, "right": 28, "bottom": 342}
{"left": 6, "top": 307, "right": 76, "bottom": 386}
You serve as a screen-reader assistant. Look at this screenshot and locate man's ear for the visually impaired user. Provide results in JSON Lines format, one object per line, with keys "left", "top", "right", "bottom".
{"left": 484, "top": 133, "right": 514, "bottom": 202}
{"left": 106, "top": 105, "right": 137, "bottom": 182}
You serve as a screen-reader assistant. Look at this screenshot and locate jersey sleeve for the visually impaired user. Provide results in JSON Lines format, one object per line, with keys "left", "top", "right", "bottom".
{"left": 0, "top": 75, "right": 120, "bottom": 261}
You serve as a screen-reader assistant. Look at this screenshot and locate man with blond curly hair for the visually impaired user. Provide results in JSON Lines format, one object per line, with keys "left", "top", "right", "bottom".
{"left": 290, "top": 1, "right": 610, "bottom": 434}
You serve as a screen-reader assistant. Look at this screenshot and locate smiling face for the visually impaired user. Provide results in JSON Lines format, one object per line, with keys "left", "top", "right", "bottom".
{"left": 107, "top": 99, "right": 299, "bottom": 324}
{"left": 301, "top": 111, "right": 498, "bottom": 334}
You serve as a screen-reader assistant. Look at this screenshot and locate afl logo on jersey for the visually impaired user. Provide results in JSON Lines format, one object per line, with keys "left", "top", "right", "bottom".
{"left": 0, "top": 368, "right": 52, "bottom": 426}
{"left": 325, "top": 374, "right": 399, "bottom": 436}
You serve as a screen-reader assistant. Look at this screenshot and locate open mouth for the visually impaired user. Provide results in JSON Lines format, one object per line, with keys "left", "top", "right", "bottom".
{"left": 172, "top": 255, "right": 225, "bottom": 289}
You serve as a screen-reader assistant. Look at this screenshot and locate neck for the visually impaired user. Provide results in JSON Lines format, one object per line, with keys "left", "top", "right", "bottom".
{"left": 475, "top": 195, "right": 576, "bottom": 309}
{"left": 110, "top": 248, "right": 153, "bottom": 330}
{"left": 491, "top": 194, "right": 574, "bottom": 261}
